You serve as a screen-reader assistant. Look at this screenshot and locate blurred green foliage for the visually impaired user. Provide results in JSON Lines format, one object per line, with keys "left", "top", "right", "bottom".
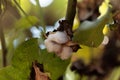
{"left": 0, "top": 0, "right": 120, "bottom": 80}
{"left": 73, "top": 2, "right": 112, "bottom": 47}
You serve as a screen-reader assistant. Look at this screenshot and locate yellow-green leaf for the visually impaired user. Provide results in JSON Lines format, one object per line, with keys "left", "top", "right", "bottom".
{"left": 15, "top": 16, "right": 39, "bottom": 29}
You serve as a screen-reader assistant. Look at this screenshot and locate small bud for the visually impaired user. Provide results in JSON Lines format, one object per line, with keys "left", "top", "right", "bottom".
{"left": 60, "top": 46, "right": 73, "bottom": 60}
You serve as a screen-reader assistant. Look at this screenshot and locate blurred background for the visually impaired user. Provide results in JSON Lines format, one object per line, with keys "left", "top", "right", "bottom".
{"left": 0, "top": 0, "right": 120, "bottom": 80}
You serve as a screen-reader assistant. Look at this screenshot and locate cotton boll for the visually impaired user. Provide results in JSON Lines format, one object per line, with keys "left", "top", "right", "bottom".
{"left": 53, "top": 42, "right": 62, "bottom": 53}
{"left": 60, "top": 46, "right": 73, "bottom": 60}
{"left": 48, "top": 31, "right": 69, "bottom": 44}
{"left": 44, "top": 39, "right": 54, "bottom": 52}
{"left": 44, "top": 39, "right": 62, "bottom": 53}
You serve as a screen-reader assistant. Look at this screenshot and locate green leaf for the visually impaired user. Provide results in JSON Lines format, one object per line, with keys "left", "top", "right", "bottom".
{"left": 0, "top": 38, "right": 40, "bottom": 80}
{"left": 15, "top": 16, "right": 39, "bottom": 29}
{"left": 12, "top": 38, "right": 40, "bottom": 70}
{"left": 73, "top": 2, "right": 112, "bottom": 47}
{"left": 0, "top": 66, "right": 22, "bottom": 80}
{"left": 39, "top": 50, "right": 70, "bottom": 80}
{"left": 0, "top": 38, "right": 70, "bottom": 80}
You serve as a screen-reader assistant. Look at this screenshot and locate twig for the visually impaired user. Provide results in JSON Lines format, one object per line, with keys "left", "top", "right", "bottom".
{"left": 0, "top": 0, "right": 7, "bottom": 67}
{"left": 0, "top": 26, "right": 7, "bottom": 67}
{"left": 13, "top": 0, "right": 45, "bottom": 32}
{"left": 13, "top": 0, "right": 27, "bottom": 17}
{"left": 65, "top": 0, "right": 77, "bottom": 27}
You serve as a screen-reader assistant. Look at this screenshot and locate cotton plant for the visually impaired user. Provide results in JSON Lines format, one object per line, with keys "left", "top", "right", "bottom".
{"left": 44, "top": 30, "right": 79, "bottom": 60}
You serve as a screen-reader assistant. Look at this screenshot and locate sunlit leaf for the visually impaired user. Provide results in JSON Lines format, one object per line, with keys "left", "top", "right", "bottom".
{"left": 73, "top": 1, "right": 112, "bottom": 47}
{"left": 15, "top": 0, "right": 32, "bottom": 16}
{"left": 64, "top": 64, "right": 81, "bottom": 80}
{"left": 72, "top": 45, "right": 103, "bottom": 64}
{"left": 72, "top": 45, "right": 92, "bottom": 64}
{"left": 103, "top": 25, "right": 110, "bottom": 35}
{"left": 109, "top": 67, "right": 120, "bottom": 80}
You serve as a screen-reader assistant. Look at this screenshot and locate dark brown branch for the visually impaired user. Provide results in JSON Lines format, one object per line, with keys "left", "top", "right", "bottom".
{"left": 0, "top": 0, "right": 7, "bottom": 67}
{"left": 0, "top": 26, "right": 7, "bottom": 67}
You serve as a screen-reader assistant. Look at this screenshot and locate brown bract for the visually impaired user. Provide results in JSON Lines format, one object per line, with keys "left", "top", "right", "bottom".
{"left": 29, "top": 62, "right": 50, "bottom": 80}
{"left": 33, "top": 63, "right": 49, "bottom": 80}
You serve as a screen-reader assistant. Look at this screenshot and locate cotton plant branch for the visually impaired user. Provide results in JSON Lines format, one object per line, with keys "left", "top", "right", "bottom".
{"left": 65, "top": 0, "right": 77, "bottom": 27}
{"left": 57, "top": 0, "right": 77, "bottom": 38}
{"left": 0, "top": 26, "right": 7, "bottom": 67}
